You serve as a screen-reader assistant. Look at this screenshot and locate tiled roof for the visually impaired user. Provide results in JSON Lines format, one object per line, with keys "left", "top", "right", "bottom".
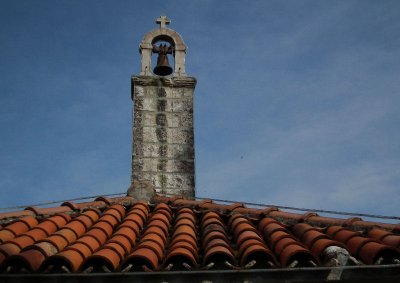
{"left": 0, "top": 195, "right": 399, "bottom": 275}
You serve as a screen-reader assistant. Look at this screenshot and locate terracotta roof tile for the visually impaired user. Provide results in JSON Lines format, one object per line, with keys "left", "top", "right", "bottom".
{"left": 0, "top": 216, "right": 38, "bottom": 243}
{"left": 164, "top": 208, "right": 198, "bottom": 270}
{"left": 0, "top": 210, "right": 35, "bottom": 220}
{"left": 0, "top": 194, "right": 398, "bottom": 274}
{"left": 368, "top": 228, "right": 400, "bottom": 248}
{"left": 25, "top": 206, "right": 72, "bottom": 216}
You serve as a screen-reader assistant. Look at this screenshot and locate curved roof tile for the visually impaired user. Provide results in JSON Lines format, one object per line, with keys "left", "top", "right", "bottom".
{"left": 0, "top": 194, "right": 398, "bottom": 274}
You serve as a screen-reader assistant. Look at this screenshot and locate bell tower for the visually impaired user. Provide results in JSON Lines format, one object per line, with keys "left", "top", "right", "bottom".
{"left": 129, "top": 16, "right": 196, "bottom": 198}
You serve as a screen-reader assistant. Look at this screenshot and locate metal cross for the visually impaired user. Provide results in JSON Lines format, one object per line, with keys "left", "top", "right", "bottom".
{"left": 156, "top": 15, "right": 171, "bottom": 28}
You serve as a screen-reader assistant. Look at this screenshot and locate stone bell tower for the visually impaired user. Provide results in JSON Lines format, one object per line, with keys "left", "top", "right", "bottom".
{"left": 129, "top": 16, "right": 196, "bottom": 198}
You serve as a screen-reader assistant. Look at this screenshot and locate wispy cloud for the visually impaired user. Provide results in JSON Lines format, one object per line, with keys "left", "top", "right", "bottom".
{"left": 0, "top": 1, "right": 399, "bottom": 219}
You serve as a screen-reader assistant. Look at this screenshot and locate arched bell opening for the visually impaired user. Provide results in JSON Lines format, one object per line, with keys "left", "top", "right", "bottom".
{"left": 138, "top": 17, "right": 187, "bottom": 77}
{"left": 151, "top": 38, "right": 175, "bottom": 77}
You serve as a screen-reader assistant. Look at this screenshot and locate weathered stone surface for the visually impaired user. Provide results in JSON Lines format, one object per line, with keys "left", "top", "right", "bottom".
{"left": 134, "top": 127, "right": 194, "bottom": 144}
{"left": 132, "top": 143, "right": 194, "bottom": 159}
{"left": 134, "top": 86, "right": 145, "bottom": 97}
{"left": 132, "top": 76, "right": 196, "bottom": 88}
{"left": 131, "top": 76, "right": 196, "bottom": 196}
{"left": 127, "top": 180, "right": 155, "bottom": 201}
{"left": 162, "top": 188, "right": 194, "bottom": 198}
{"left": 134, "top": 97, "right": 193, "bottom": 113}
{"left": 163, "top": 87, "right": 195, "bottom": 99}
{"left": 133, "top": 158, "right": 194, "bottom": 173}
{"left": 134, "top": 112, "right": 193, "bottom": 128}
{"left": 139, "top": 173, "right": 195, "bottom": 189}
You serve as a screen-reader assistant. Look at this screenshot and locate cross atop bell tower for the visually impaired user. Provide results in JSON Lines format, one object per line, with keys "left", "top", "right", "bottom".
{"left": 156, "top": 15, "right": 171, "bottom": 28}
{"left": 129, "top": 16, "right": 197, "bottom": 199}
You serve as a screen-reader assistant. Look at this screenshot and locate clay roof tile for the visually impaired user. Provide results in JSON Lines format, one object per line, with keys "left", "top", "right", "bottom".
{"left": 0, "top": 194, "right": 398, "bottom": 274}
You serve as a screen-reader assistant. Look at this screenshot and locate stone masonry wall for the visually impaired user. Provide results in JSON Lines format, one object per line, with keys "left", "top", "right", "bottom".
{"left": 131, "top": 76, "right": 196, "bottom": 198}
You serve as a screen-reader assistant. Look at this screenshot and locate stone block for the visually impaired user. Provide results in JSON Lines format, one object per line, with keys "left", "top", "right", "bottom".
{"left": 163, "top": 99, "right": 193, "bottom": 113}
{"left": 140, "top": 172, "right": 195, "bottom": 189}
{"left": 162, "top": 188, "right": 194, "bottom": 198}
{"left": 133, "top": 143, "right": 194, "bottom": 159}
{"left": 133, "top": 86, "right": 145, "bottom": 97}
{"left": 180, "top": 113, "right": 193, "bottom": 127}
{"left": 134, "top": 112, "right": 192, "bottom": 128}
{"left": 134, "top": 97, "right": 193, "bottom": 113}
{"left": 134, "top": 85, "right": 194, "bottom": 100}
{"left": 133, "top": 158, "right": 194, "bottom": 173}
{"left": 164, "top": 87, "right": 194, "bottom": 99}
{"left": 134, "top": 97, "right": 156, "bottom": 111}
{"left": 137, "top": 127, "right": 194, "bottom": 144}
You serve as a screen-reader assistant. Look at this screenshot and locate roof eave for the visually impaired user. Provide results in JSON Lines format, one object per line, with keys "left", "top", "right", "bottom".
{"left": 1, "top": 264, "right": 399, "bottom": 283}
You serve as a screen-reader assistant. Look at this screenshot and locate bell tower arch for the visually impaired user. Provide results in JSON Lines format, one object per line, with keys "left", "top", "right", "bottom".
{"left": 139, "top": 15, "right": 187, "bottom": 76}
{"left": 129, "top": 16, "right": 197, "bottom": 199}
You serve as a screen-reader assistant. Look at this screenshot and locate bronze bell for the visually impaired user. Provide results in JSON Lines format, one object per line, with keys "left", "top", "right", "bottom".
{"left": 153, "top": 44, "right": 173, "bottom": 76}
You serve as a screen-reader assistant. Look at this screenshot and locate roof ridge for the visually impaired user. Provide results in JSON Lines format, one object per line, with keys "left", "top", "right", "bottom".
{"left": 0, "top": 195, "right": 398, "bottom": 233}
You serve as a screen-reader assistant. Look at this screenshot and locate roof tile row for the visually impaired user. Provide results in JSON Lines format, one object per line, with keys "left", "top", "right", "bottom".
{"left": 0, "top": 195, "right": 398, "bottom": 273}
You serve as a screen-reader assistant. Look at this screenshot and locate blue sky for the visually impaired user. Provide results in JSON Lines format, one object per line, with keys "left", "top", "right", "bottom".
{"left": 1, "top": 1, "right": 399, "bottom": 219}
